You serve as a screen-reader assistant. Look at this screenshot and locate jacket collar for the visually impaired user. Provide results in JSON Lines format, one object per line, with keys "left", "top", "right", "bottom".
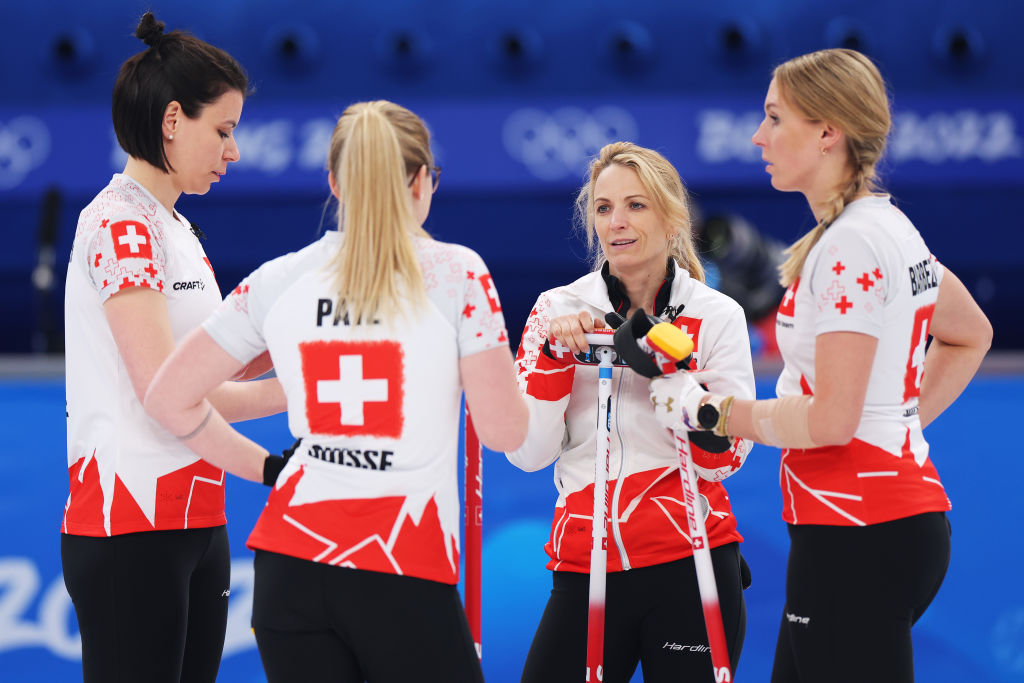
{"left": 599, "top": 258, "right": 679, "bottom": 318}
{"left": 565, "top": 259, "right": 692, "bottom": 321}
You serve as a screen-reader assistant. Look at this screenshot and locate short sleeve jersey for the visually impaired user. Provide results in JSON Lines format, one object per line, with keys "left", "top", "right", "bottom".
{"left": 63, "top": 174, "right": 225, "bottom": 537}
{"left": 773, "top": 195, "right": 951, "bottom": 526}
{"left": 201, "top": 232, "right": 508, "bottom": 584}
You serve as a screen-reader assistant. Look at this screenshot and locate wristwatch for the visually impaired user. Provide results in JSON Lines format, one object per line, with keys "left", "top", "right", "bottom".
{"left": 697, "top": 395, "right": 734, "bottom": 435}
{"left": 696, "top": 397, "right": 721, "bottom": 430}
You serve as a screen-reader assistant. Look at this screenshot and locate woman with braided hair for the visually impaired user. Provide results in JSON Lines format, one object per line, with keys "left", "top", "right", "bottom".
{"left": 62, "top": 12, "right": 286, "bottom": 682}
{"left": 647, "top": 49, "right": 992, "bottom": 682}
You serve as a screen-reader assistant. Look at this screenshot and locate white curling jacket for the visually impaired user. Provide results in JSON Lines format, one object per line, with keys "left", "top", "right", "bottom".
{"left": 507, "top": 262, "right": 755, "bottom": 573}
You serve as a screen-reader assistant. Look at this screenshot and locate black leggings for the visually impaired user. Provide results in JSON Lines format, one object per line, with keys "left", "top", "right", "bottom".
{"left": 251, "top": 550, "right": 483, "bottom": 683}
{"left": 771, "top": 512, "right": 951, "bottom": 683}
{"left": 521, "top": 543, "right": 747, "bottom": 683}
{"left": 61, "top": 526, "right": 230, "bottom": 683}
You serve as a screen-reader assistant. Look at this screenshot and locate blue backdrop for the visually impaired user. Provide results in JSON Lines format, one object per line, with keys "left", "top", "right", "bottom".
{"left": 1, "top": 0, "right": 1023, "bottom": 354}
{"left": 2, "top": 2, "right": 1023, "bottom": 676}
{"left": 1, "top": 374, "right": 1022, "bottom": 682}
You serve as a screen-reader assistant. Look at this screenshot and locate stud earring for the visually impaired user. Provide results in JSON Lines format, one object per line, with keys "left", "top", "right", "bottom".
{"left": 820, "top": 146, "right": 827, "bottom": 156}
{"left": 168, "top": 134, "right": 174, "bottom": 141}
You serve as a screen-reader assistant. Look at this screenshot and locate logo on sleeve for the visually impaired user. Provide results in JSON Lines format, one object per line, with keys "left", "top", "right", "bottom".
{"left": 230, "top": 284, "right": 250, "bottom": 313}
{"left": 299, "top": 340, "right": 404, "bottom": 438}
{"left": 110, "top": 220, "right": 154, "bottom": 261}
{"left": 478, "top": 273, "right": 502, "bottom": 313}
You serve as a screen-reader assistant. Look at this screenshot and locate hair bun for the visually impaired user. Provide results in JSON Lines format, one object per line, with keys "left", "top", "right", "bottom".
{"left": 136, "top": 12, "right": 166, "bottom": 47}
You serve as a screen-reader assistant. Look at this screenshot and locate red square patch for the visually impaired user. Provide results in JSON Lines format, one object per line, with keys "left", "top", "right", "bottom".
{"left": 670, "top": 315, "right": 702, "bottom": 353}
{"left": 778, "top": 278, "right": 800, "bottom": 317}
{"left": 110, "top": 220, "right": 154, "bottom": 261}
{"left": 299, "top": 340, "right": 405, "bottom": 438}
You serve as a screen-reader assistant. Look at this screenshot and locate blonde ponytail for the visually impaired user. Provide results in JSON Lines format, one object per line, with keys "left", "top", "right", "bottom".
{"left": 326, "top": 101, "right": 433, "bottom": 323}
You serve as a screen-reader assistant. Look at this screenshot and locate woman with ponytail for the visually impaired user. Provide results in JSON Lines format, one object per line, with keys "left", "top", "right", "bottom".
{"left": 646, "top": 49, "right": 992, "bottom": 682}
{"left": 145, "top": 100, "right": 527, "bottom": 682}
{"left": 62, "top": 12, "right": 286, "bottom": 683}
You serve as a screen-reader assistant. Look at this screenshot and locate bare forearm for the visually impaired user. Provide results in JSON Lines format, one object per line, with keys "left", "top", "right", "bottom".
{"left": 461, "top": 347, "right": 529, "bottom": 452}
{"left": 207, "top": 377, "right": 287, "bottom": 423}
{"left": 179, "top": 405, "right": 267, "bottom": 482}
{"left": 918, "top": 339, "right": 987, "bottom": 428}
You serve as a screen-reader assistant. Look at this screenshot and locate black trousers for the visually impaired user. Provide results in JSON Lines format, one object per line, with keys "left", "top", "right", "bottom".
{"left": 521, "top": 543, "right": 747, "bottom": 683}
{"left": 251, "top": 549, "right": 484, "bottom": 683}
{"left": 771, "top": 512, "right": 951, "bottom": 683}
{"left": 61, "top": 526, "right": 230, "bottom": 683}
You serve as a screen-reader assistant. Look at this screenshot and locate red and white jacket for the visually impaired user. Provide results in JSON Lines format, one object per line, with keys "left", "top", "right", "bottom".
{"left": 506, "top": 262, "right": 755, "bottom": 573}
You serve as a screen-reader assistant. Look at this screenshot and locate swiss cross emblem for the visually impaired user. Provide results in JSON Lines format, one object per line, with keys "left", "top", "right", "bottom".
{"left": 670, "top": 315, "right": 702, "bottom": 353}
{"left": 478, "top": 273, "right": 502, "bottom": 313}
{"left": 231, "top": 283, "right": 250, "bottom": 313}
{"left": 299, "top": 340, "right": 404, "bottom": 438}
{"left": 778, "top": 278, "right": 799, "bottom": 317}
{"left": 110, "top": 220, "right": 153, "bottom": 261}
{"left": 548, "top": 339, "right": 571, "bottom": 359}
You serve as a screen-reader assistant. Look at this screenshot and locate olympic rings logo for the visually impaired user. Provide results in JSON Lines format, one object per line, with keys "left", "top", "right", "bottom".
{"left": 0, "top": 117, "right": 51, "bottom": 190}
{"left": 502, "top": 106, "right": 639, "bottom": 181}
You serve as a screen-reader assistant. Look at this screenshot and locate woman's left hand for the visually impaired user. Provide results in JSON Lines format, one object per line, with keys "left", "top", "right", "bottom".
{"left": 649, "top": 371, "right": 710, "bottom": 432}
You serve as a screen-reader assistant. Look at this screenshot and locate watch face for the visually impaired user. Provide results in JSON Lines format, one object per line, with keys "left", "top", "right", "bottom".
{"left": 697, "top": 402, "right": 719, "bottom": 430}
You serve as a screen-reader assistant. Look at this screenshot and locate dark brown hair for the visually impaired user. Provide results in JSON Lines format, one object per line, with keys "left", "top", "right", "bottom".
{"left": 112, "top": 12, "right": 250, "bottom": 172}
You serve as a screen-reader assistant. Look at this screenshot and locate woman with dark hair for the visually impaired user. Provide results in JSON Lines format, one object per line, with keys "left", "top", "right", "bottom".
{"left": 62, "top": 13, "right": 286, "bottom": 683}
{"left": 651, "top": 48, "right": 993, "bottom": 682}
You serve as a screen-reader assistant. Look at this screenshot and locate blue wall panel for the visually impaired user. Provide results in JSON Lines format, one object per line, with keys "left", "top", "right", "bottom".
{"left": 1, "top": 376, "right": 1022, "bottom": 681}
{"left": 2, "top": 1, "right": 1023, "bottom": 351}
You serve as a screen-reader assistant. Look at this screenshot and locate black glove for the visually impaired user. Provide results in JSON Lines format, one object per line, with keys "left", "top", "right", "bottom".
{"left": 613, "top": 309, "right": 731, "bottom": 450}
{"left": 263, "top": 438, "right": 302, "bottom": 487}
{"left": 612, "top": 308, "right": 690, "bottom": 378}
{"left": 689, "top": 429, "right": 733, "bottom": 453}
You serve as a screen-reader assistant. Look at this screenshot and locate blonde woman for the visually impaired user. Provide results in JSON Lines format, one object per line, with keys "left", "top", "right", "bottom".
{"left": 650, "top": 49, "right": 992, "bottom": 682}
{"left": 145, "top": 100, "right": 527, "bottom": 682}
{"left": 508, "top": 142, "right": 754, "bottom": 682}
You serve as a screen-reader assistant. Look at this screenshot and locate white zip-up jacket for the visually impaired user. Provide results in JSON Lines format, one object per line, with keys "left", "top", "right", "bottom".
{"left": 507, "top": 262, "right": 755, "bottom": 573}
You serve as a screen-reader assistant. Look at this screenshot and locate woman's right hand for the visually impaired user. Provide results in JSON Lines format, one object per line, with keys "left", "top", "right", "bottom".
{"left": 547, "top": 311, "right": 606, "bottom": 355}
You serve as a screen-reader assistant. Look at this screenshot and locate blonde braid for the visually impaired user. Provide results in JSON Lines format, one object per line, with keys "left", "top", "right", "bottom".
{"left": 778, "top": 159, "right": 874, "bottom": 287}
